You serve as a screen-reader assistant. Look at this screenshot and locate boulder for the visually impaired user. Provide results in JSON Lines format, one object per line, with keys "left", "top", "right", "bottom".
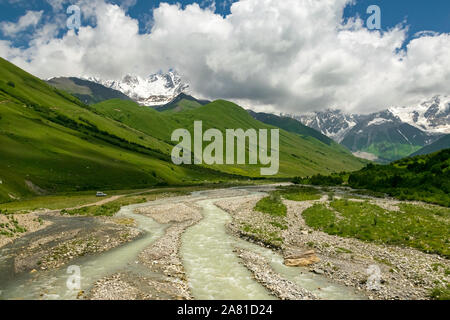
{"left": 284, "top": 250, "right": 320, "bottom": 267}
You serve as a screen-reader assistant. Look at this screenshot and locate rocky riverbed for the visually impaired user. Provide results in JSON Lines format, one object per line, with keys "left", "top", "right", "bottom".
{"left": 235, "top": 247, "right": 317, "bottom": 300}
{"left": 215, "top": 189, "right": 449, "bottom": 300}
{"left": 1, "top": 185, "right": 447, "bottom": 300}
{"left": 0, "top": 211, "right": 52, "bottom": 248}
{"left": 0, "top": 214, "right": 142, "bottom": 277}
{"left": 88, "top": 202, "right": 203, "bottom": 300}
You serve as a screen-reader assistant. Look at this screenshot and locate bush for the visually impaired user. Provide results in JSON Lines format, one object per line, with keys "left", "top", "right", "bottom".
{"left": 310, "top": 174, "right": 343, "bottom": 186}
{"left": 292, "top": 177, "right": 302, "bottom": 185}
{"left": 254, "top": 192, "right": 287, "bottom": 217}
{"left": 348, "top": 149, "right": 450, "bottom": 207}
{"left": 277, "top": 186, "right": 321, "bottom": 201}
{"left": 292, "top": 173, "right": 344, "bottom": 186}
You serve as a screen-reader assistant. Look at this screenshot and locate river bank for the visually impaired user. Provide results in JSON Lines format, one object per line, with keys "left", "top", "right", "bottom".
{"left": 0, "top": 185, "right": 446, "bottom": 300}
{"left": 215, "top": 188, "right": 449, "bottom": 300}
{"left": 88, "top": 201, "right": 204, "bottom": 300}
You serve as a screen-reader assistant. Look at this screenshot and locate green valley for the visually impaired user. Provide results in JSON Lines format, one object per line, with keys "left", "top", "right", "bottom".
{"left": 0, "top": 58, "right": 366, "bottom": 203}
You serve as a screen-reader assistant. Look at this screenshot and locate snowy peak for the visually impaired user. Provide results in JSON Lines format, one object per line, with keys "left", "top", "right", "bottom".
{"left": 295, "top": 96, "right": 449, "bottom": 162}
{"left": 388, "top": 95, "right": 450, "bottom": 134}
{"left": 84, "top": 71, "right": 190, "bottom": 106}
{"left": 296, "top": 96, "right": 450, "bottom": 142}
{"left": 295, "top": 109, "right": 359, "bottom": 143}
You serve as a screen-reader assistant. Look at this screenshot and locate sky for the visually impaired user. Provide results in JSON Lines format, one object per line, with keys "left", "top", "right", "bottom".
{"left": 0, "top": 0, "right": 449, "bottom": 114}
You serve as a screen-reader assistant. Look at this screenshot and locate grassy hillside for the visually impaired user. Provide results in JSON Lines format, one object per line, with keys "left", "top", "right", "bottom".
{"left": 348, "top": 149, "right": 450, "bottom": 206}
{"left": 93, "top": 99, "right": 367, "bottom": 177}
{"left": 360, "top": 142, "right": 422, "bottom": 163}
{"left": 47, "top": 77, "right": 132, "bottom": 105}
{"left": 0, "top": 57, "right": 366, "bottom": 203}
{"left": 342, "top": 122, "right": 431, "bottom": 163}
{"left": 0, "top": 58, "right": 230, "bottom": 202}
{"left": 411, "top": 134, "right": 450, "bottom": 157}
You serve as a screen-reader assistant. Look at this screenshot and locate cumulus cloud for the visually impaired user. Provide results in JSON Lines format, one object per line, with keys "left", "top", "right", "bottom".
{"left": 0, "top": 10, "right": 43, "bottom": 36}
{"left": 1, "top": 0, "right": 450, "bottom": 114}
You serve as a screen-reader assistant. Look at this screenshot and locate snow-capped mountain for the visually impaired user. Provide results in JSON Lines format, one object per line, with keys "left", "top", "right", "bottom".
{"left": 389, "top": 96, "right": 450, "bottom": 134}
{"left": 85, "top": 71, "right": 190, "bottom": 106}
{"left": 295, "top": 109, "right": 360, "bottom": 143}
{"left": 295, "top": 96, "right": 449, "bottom": 162}
{"left": 341, "top": 110, "right": 439, "bottom": 162}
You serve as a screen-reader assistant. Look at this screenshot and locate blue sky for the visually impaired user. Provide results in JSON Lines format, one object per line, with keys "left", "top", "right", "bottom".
{"left": 344, "top": 0, "right": 450, "bottom": 42}
{"left": 1, "top": 0, "right": 449, "bottom": 46}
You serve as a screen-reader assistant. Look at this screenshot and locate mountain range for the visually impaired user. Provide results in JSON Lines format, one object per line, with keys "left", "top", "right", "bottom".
{"left": 0, "top": 58, "right": 366, "bottom": 203}
{"left": 84, "top": 72, "right": 190, "bottom": 106}
{"left": 47, "top": 72, "right": 449, "bottom": 162}
{"left": 294, "top": 97, "right": 450, "bottom": 162}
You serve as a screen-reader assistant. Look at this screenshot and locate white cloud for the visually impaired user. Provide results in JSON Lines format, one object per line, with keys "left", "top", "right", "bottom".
{"left": 0, "top": 10, "right": 43, "bottom": 36}
{"left": 1, "top": 0, "right": 450, "bottom": 115}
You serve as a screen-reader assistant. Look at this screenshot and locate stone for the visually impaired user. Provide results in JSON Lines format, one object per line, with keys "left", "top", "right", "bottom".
{"left": 284, "top": 250, "right": 320, "bottom": 267}
{"left": 284, "top": 249, "right": 315, "bottom": 259}
{"left": 312, "top": 268, "right": 325, "bottom": 275}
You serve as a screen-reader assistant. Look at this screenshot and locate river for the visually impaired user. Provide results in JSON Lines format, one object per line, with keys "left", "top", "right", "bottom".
{"left": 0, "top": 187, "right": 363, "bottom": 300}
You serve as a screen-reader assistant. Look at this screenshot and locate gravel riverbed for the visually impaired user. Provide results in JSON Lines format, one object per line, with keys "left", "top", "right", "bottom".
{"left": 215, "top": 189, "right": 449, "bottom": 300}
{"left": 2, "top": 186, "right": 447, "bottom": 300}
{"left": 235, "top": 247, "right": 318, "bottom": 300}
{"left": 88, "top": 202, "right": 203, "bottom": 300}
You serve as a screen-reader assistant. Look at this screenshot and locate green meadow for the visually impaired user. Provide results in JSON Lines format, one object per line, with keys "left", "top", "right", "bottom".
{"left": 0, "top": 57, "right": 366, "bottom": 204}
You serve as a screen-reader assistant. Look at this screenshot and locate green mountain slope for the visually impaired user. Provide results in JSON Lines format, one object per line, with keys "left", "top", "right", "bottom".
{"left": 341, "top": 118, "right": 436, "bottom": 163}
{"left": 93, "top": 99, "right": 367, "bottom": 177}
{"left": 411, "top": 134, "right": 450, "bottom": 157}
{"left": 0, "top": 57, "right": 366, "bottom": 202}
{"left": 0, "top": 58, "right": 225, "bottom": 202}
{"left": 348, "top": 149, "right": 450, "bottom": 206}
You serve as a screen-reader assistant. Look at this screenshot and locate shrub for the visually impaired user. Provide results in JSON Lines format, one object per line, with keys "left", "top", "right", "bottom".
{"left": 254, "top": 192, "right": 287, "bottom": 217}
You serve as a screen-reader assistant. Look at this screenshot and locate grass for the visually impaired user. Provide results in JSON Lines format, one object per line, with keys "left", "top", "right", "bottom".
{"left": 302, "top": 200, "right": 450, "bottom": 257}
{"left": 360, "top": 142, "right": 422, "bottom": 162}
{"left": 0, "top": 186, "right": 197, "bottom": 213}
{"left": 61, "top": 190, "right": 190, "bottom": 217}
{"left": 92, "top": 98, "right": 367, "bottom": 178}
{"left": 249, "top": 191, "right": 289, "bottom": 246}
{"left": 0, "top": 210, "right": 27, "bottom": 236}
{"left": 0, "top": 182, "right": 269, "bottom": 215}
{"left": 158, "top": 97, "right": 203, "bottom": 113}
{"left": 254, "top": 193, "right": 287, "bottom": 217}
{"left": 0, "top": 192, "right": 118, "bottom": 213}
{"left": 348, "top": 149, "right": 450, "bottom": 207}
{"left": 429, "top": 285, "right": 450, "bottom": 300}
{"left": 241, "top": 223, "right": 284, "bottom": 247}
{"left": 336, "top": 247, "right": 353, "bottom": 254}
{"left": 276, "top": 185, "right": 321, "bottom": 201}
{"left": 59, "top": 186, "right": 211, "bottom": 217}
{"left": 0, "top": 57, "right": 367, "bottom": 203}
